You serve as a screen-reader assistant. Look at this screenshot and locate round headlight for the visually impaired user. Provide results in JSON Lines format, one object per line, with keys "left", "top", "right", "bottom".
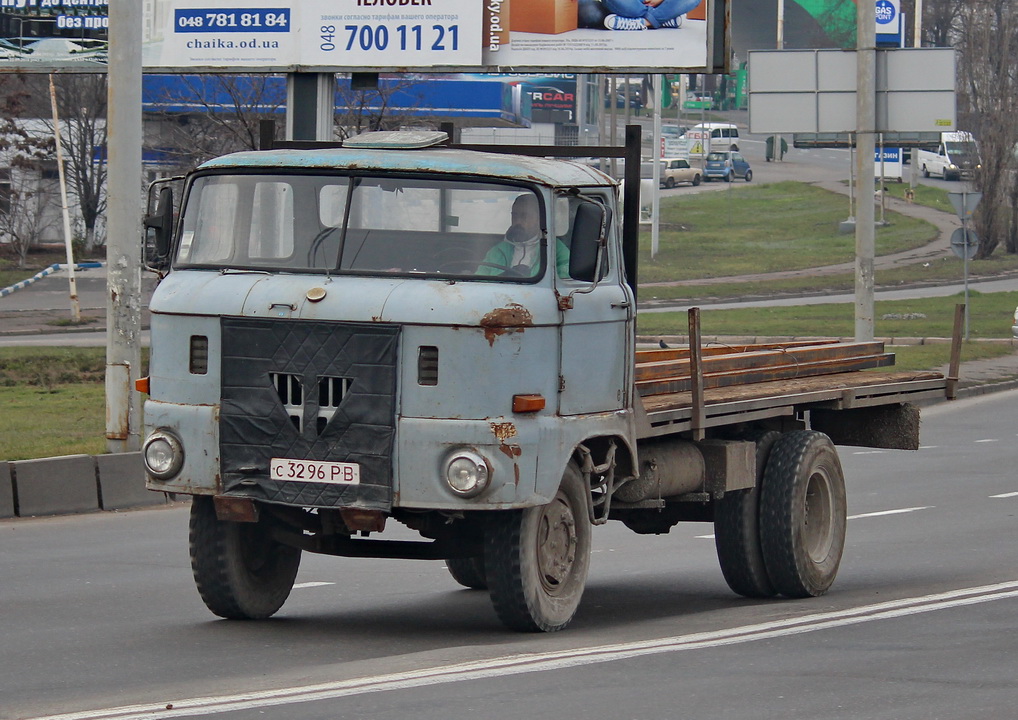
{"left": 444, "top": 450, "right": 491, "bottom": 498}
{"left": 143, "top": 430, "right": 184, "bottom": 481}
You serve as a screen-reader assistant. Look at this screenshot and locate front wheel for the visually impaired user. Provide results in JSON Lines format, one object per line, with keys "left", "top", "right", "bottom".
{"left": 744, "top": 169, "right": 753, "bottom": 182}
{"left": 759, "top": 431, "right": 847, "bottom": 598}
{"left": 485, "top": 461, "right": 591, "bottom": 632}
{"left": 189, "top": 496, "right": 301, "bottom": 619}
{"left": 692, "top": 174, "right": 701, "bottom": 186}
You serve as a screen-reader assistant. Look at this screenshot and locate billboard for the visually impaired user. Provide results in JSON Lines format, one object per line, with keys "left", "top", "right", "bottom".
{"left": 0, "top": 1, "right": 109, "bottom": 69}
{"left": 0, "top": 0, "right": 727, "bottom": 73}
{"left": 141, "top": 0, "right": 721, "bottom": 72}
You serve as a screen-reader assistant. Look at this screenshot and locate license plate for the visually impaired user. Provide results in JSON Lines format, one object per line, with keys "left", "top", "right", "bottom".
{"left": 270, "top": 458, "right": 360, "bottom": 485}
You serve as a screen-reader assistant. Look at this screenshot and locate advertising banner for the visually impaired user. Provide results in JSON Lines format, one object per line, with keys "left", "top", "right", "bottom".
{"left": 143, "top": 0, "right": 714, "bottom": 73}
{"left": 0, "top": 0, "right": 720, "bottom": 73}
{"left": 0, "top": 1, "right": 109, "bottom": 69}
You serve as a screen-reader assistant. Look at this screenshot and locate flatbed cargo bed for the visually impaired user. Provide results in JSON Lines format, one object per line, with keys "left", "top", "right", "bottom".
{"left": 632, "top": 337, "right": 949, "bottom": 440}
{"left": 638, "top": 368, "right": 946, "bottom": 438}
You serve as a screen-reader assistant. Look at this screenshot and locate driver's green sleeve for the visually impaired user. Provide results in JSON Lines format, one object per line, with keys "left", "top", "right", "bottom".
{"left": 476, "top": 238, "right": 571, "bottom": 278}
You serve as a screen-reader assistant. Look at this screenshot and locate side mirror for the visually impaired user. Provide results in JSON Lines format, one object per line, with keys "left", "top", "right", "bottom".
{"left": 144, "top": 184, "right": 175, "bottom": 272}
{"left": 568, "top": 202, "right": 609, "bottom": 283}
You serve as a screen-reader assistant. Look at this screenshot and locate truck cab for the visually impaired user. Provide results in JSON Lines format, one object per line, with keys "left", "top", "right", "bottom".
{"left": 141, "top": 130, "right": 637, "bottom": 631}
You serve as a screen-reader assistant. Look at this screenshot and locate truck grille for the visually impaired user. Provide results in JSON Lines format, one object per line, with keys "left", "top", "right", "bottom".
{"left": 220, "top": 317, "right": 399, "bottom": 511}
{"left": 270, "top": 373, "right": 350, "bottom": 434}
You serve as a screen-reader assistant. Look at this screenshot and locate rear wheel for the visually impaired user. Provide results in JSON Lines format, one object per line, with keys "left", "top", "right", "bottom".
{"left": 447, "top": 555, "right": 487, "bottom": 590}
{"left": 189, "top": 496, "right": 301, "bottom": 619}
{"left": 714, "top": 431, "right": 780, "bottom": 598}
{"left": 665, "top": 177, "right": 676, "bottom": 189}
{"left": 485, "top": 462, "right": 591, "bottom": 632}
{"left": 759, "top": 431, "right": 846, "bottom": 598}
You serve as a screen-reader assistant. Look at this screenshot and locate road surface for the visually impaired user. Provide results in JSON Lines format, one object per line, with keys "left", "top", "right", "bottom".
{"left": 3, "top": 390, "right": 1017, "bottom": 720}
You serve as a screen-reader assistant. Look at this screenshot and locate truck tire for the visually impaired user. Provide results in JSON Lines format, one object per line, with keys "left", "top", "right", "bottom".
{"left": 189, "top": 496, "right": 301, "bottom": 619}
{"left": 714, "top": 431, "right": 780, "bottom": 598}
{"left": 665, "top": 177, "right": 676, "bottom": 189}
{"left": 447, "top": 555, "right": 487, "bottom": 590}
{"left": 922, "top": 164, "right": 930, "bottom": 178}
{"left": 485, "top": 461, "right": 591, "bottom": 632}
{"left": 759, "top": 431, "right": 846, "bottom": 598}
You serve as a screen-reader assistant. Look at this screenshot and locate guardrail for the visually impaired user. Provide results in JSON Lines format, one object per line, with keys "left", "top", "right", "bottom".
{"left": 0, "top": 452, "right": 169, "bottom": 518}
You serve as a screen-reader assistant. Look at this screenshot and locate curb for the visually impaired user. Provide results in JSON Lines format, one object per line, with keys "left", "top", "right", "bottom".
{"left": 0, "top": 262, "right": 105, "bottom": 298}
{"left": 0, "top": 451, "right": 168, "bottom": 519}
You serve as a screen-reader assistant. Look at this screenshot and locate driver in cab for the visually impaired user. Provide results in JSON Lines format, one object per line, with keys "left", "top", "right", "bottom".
{"left": 477, "top": 194, "right": 569, "bottom": 278}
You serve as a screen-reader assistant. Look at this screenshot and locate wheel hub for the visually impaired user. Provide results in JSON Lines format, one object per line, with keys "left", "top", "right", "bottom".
{"left": 536, "top": 496, "right": 578, "bottom": 593}
{"left": 803, "top": 471, "right": 835, "bottom": 562}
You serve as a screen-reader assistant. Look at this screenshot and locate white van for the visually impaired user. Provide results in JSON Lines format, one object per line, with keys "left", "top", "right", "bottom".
{"left": 683, "top": 122, "right": 740, "bottom": 156}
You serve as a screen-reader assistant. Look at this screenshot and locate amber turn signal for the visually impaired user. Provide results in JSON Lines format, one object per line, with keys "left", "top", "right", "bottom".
{"left": 512, "top": 394, "right": 545, "bottom": 413}
{"left": 135, "top": 376, "right": 150, "bottom": 394}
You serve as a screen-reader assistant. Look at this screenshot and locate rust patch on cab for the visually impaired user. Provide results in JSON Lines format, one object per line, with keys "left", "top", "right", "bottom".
{"left": 480, "top": 303, "right": 533, "bottom": 346}
{"left": 490, "top": 421, "right": 518, "bottom": 442}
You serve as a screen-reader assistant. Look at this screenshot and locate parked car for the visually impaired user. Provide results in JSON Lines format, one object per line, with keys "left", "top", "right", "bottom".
{"left": 661, "top": 125, "right": 689, "bottom": 139}
{"left": 703, "top": 151, "right": 752, "bottom": 182}
{"left": 605, "top": 91, "right": 642, "bottom": 111}
{"left": 660, "top": 157, "right": 701, "bottom": 188}
{"left": 1012, "top": 306, "right": 1018, "bottom": 339}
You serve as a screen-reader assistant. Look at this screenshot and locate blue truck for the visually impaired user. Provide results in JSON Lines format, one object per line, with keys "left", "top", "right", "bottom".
{"left": 139, "top": 129, "right": 948, "bottom": 632}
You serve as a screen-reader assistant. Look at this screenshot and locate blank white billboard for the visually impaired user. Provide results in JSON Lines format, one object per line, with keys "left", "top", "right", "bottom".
{"left": 748, "top": 48, "right": 956, "bottom": 134}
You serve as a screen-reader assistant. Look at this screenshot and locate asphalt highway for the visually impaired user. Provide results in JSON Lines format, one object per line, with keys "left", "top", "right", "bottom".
{"left": 3, "top": 389, "right": 1017, "bottom": 720}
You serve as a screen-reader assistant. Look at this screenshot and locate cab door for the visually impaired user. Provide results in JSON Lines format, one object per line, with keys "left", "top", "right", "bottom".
{"left": 556, "top": 193, "right": 633, "bottom": 415}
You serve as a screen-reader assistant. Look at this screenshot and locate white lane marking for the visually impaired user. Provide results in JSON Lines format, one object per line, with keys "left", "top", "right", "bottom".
{"left": 975, "top": 439, "right": 1000, "bottom": 444}
{"left": 697, "top": 506, "right": 932, "bottom": 535}
{"left": 851, "top": 450, "right": 885, "bottom": 455}
{"left": 991, "top": 492, "right": 1018, "bottom": 499}
{"left": 847, "top": 506, "right": 931, "bottom": 520}
{"left": 919, "top": 445, "right": 938, "bottom": 450}
{"left": 293, "top": 582, "right": 334, "bottom": 590}
{"left": 30, "top": 581, "right": 1018, "bottom": 720}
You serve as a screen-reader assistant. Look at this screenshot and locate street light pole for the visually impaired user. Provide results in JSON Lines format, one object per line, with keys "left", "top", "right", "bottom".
{"left": 105, "top": 0, "right": 143, "bottom": 452}
{"left": 855, "top": 0, "right": 876, "bottom": 341}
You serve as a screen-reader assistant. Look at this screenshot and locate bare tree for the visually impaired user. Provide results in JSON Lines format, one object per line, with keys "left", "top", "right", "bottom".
{"left": 0, "top": 116, "right": 57, "bottom": 267}
{"left": 47, "top": 74, "right": 108, "bottom": 253}
{"left": 146, "top": 74, "right": 287, "bottom": 171}
{"left": 333, "top": 74, "right": 428, "bottom": 140}
{"left": 0, "top": 77, "right": 58, "bottom": 268}
{"left": 952, "top": 2, "right": 1018, "bottom": 257}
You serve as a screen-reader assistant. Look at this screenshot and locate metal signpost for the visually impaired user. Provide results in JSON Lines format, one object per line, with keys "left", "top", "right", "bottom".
{"left": 748, "top": 42, "right": 956, "bottom": 341}
{"left": 948, "top": 191, "right": 982, "bottom": 340}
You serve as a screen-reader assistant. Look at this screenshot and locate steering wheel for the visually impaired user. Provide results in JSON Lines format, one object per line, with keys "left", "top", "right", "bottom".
{"left": 437, "top": 260, "right": 524, "bottom": 277}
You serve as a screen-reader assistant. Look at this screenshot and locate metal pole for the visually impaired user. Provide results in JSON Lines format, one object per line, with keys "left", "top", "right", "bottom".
{"left": 48, "top": 74, "right": 80, "bottom": 323}
{"left": 651, "top": 74, "right": 662, "bottom": 258}
{"left": 775, "top": 0, "right": 784, "bottom": 162}
{"left": 286, "top": 73, "right": 335, "bottom": 141}
{"left": 855, "top": 1, "right": 877, "bottom": 342}
{"left": 105, "top": 0, "right": 144, "bottom": 452}
{"left": 913, "top": 0, "right": 923, "bottom": 47}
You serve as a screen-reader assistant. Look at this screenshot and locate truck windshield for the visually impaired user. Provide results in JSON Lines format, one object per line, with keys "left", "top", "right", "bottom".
{"left": 174, "top": 173, "right": 556, "bottom": 280}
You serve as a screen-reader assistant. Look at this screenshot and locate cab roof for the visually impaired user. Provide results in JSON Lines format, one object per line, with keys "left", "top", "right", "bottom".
{"left": 197, "top": 144, "right": 616, "bottom": 189}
